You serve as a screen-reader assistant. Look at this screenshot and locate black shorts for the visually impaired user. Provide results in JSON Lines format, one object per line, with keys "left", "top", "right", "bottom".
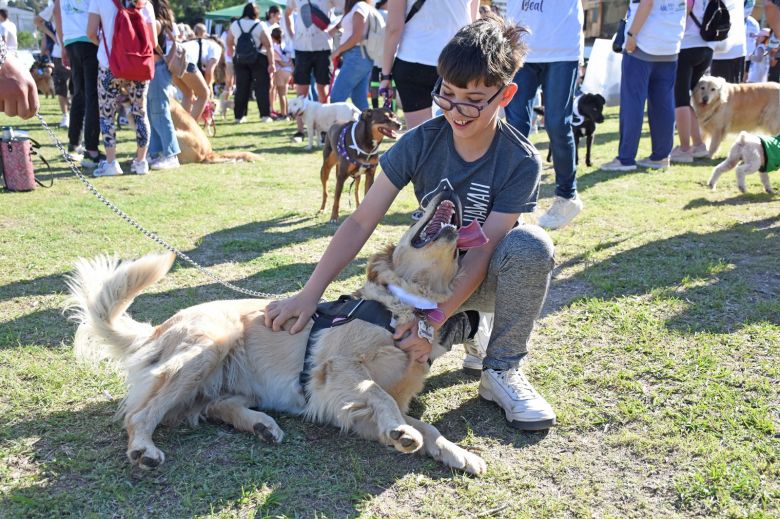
{"left": 710, "top": 56, "right": 745, "bottom": 84}
{"left": 674, "top": 46, "right": 713, "bottom": 107}
{"left": 53, "top": 57, "right": 70, "bottom": 97}
{"left": 392, "top": 58, "right": 438, "bottom": 112}
{"left": 293, "top": 50, "right": 331, "bottom": 86}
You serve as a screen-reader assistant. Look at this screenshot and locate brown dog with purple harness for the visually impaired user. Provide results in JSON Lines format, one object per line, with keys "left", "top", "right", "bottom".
{"left": 319, "top": 107, "right": 402, "bottom": 222}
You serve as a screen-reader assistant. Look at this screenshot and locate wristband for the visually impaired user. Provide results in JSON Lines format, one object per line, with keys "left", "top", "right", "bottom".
{"left": 627, "top": 31, "right": 635, "bottom": 38}
{"left": 380, "top": 73, "right": 392, "bottom": 81}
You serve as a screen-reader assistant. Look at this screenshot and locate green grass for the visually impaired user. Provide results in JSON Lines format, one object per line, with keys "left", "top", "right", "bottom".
{"left": 1, "top": 99, "right": 778, "bottom": 518}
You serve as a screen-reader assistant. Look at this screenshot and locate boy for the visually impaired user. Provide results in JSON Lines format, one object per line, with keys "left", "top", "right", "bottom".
{"left": 265, "top": 14, "right": 557, "bottom": 431}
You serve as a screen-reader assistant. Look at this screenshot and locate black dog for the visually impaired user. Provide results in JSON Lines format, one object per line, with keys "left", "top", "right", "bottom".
{"left": 533, "top": 93, "right": 606, "bottom": 167}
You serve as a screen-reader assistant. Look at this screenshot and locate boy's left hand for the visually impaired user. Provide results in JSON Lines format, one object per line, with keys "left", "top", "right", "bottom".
{"left": 394, "top": 317, "right": 438, "bottom": 364}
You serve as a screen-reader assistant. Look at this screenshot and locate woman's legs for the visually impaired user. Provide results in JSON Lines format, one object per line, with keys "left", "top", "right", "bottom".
{"left": 126, "top": 79, "right": 150, "bottom": 162}
{"left": 646, "top": 60, "right": 678, "bottom": 161}
{"left": 330, "top": 48, "right": 373, "bottom": 110}
{"left": 147, "top": 60, "right": 180, "bottom": 160}
{"left": 176, "top": 65, "right": 209, "bottom": 120}
{"left": 233, "top": 61, "right": 251, "bottom": 120}
{"left": 617, "top": 54, "right": 652, "bottom": 165}
{"left": 254, "top": 55, "right": 271, "bottom": 118}
{"left": 97, "top": 67, "right": 120, "bottom": 162}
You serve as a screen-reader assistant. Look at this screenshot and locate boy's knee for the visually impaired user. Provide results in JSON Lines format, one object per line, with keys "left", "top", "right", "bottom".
{"left": 494, "top": 224, "right": 555, "bottom": 273}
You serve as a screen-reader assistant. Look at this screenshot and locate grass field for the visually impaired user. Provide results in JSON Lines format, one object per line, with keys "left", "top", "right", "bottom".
{"left": 0, "top": 98, "right": 778, "bottom": 518}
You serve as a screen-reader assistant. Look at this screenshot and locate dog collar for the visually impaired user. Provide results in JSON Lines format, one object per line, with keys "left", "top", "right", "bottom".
{"left": 350, "top": 120, "right": 379, "bottom": 157}
{"left": 337, "top": 124, "right": 374, "bottom": 169}
{"left": 387, "top": 284, "right": 446, "bottom": 324}
{"left": 571, "top": 94, "right": 585, "bottom": 127}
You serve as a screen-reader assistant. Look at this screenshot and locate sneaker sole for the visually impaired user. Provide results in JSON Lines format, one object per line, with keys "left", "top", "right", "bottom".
{"left": 478, "top": 388, "right": 556, "bottom": 431}
{"left": 462, "top": 366, "right": 482, "bottom": 378}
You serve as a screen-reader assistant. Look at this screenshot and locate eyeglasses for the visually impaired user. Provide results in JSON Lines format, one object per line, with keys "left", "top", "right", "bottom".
{"left": 430, "top": 77, "right": 505, "bottom": 119}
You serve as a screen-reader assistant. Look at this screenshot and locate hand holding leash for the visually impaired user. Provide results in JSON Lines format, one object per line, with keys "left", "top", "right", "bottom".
{"left": 379, "top": 82, "right": 394, "bottom": 108}
{"left": 264, "top": 292, "right": 318, "bottom": 334}
{"left": 394, "top": 317, "right": 435, "bottom": 364}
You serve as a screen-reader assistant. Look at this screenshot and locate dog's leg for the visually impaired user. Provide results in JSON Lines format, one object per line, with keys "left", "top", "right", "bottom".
{"left": 404, "top": 415, "right": 486, "bottom": 475}
{"left": 585, "top": 133, "right": 593, "bottom": 167}
{"left": 709, "top": 143, "right": 742, "bottom": 190}
{"left": 735, "top": 163, "right": 753, "bottom": 193}
{"left": 364, "top": 169, "right": 375, "bottom": 198}
{"left": 759, "top": 171, "right": 775, "bottom": 193}
{"left": 205, "top": 394, "right": 284, "bottom": 443}
{"left": 708, "top": 129, "right": 725, "bottom": 158}
{"left": 546, "top": 147, "right": 552, "bottom": 163}
{"left": 329, "top": 164, "right": 350, "bottom": 223}
{"left": 353, "top": 175, "right": 361, "bottom": 207}
{"left": 305, "top": 123, "right": 314, "bottom": 151}
{"left": 320, "top": 151, "right": 337, "bottom": 213}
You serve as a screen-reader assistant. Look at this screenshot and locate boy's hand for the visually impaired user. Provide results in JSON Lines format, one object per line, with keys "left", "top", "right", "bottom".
{"left": 393, "top": 317, "right": 437, "bottom": 364}
{"left": 264, "top": 292, "right": 318, "bottom": 334}
{"left": 0, "top": 57, "right": 39, "bottom": 119}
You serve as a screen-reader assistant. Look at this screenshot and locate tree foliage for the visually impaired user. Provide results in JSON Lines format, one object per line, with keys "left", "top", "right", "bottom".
{"left": 169, "top": 0, "right": 238, "bottom": 24}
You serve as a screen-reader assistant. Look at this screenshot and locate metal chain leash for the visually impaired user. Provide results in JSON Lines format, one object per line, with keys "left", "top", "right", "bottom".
{"left": 36, "top": 113, "right": 289, "bottom": 300}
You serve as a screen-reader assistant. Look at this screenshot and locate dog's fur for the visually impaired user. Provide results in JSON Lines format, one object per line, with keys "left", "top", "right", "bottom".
{"left": 288, "top": 96, "right": 362, "bottom": 150}
{"left": 534, "top": 93, "right": 606, "bottom": 167}
{"left": 692, "top": 76, "right": 780, "bottom": 158}
{"left": 30, "top": 59, "right": 55, "bottom": 98}
{"left": 320, "top": 108, "right": 402, "bottom": 222}
{"left": 65, "top": 194, "right": 486, "bottom": 475}
{"left": 708, "top": 131, "right": 776, "bottom": 193}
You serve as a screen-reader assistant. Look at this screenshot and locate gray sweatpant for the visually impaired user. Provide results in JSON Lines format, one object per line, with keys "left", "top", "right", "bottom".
{"left": 440, "top": 223, "right": 554, "bottom": 371}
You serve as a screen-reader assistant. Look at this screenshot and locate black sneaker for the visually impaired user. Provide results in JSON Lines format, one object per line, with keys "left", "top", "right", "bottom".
{"left": 81, "top": 152, "right": 106, "bottom": 168}
{"left": 291, "top": 131, "right": 304, "bottom": 143}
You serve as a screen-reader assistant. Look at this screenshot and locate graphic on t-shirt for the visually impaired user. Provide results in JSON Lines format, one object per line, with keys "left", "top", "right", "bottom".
{"left": 417, "top": 178, "right": 493, "bottom": 225}
{"left": 518, "top": 0, "right": 545, "bottom": 13}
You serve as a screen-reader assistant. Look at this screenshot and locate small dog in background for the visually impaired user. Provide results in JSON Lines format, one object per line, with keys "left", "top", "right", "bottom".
{"left": 534, "top": 92, "right": 606, "bottom": 167}
{"left": 30, "top": 55, "right": 55, "bottom": 98}
{"left": 288, "top": 96, "right": 361, "bottom": 151}
{"left": 709, "top": 131, "right": 777, "bottom": 194}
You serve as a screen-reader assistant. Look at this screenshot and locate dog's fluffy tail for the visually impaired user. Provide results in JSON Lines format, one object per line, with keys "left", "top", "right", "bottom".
{"left": 65, "top": 252, "right": 176, "bottom": 364}
{"left": 204, "top": 151, "right": 262, "bottom": 163}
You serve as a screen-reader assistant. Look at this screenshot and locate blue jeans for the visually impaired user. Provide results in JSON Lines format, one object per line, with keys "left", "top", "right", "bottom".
{"left": 330, "top": 47, "right": 373, "bottom": 110}
{"left": 147, "top": 60, "right": 180, "bottom": 160}
{"left": 617, "top": 54, "right": 677, "bottom": 165}
{"left": 505, "top": 61, "right": 579, "bottom": 199}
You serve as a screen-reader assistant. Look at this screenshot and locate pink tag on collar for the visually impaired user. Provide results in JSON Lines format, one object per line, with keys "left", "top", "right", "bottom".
{"left": 457, "top": 220, "right": 489, "bottom": 249}
{"left": 423, "top": 308, "right": 446, "bottom": 324}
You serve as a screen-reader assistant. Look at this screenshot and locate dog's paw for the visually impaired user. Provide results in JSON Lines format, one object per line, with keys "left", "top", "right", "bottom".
{"left": 438, "top": 443, "right": 487, "bottom": 476}
{"left": 387, "top": 424, "right": 423, "bottom": 454}
{"left": 253, "top": 421, "right": 284, "bottom": 444}
{"left": 127, "top": 445, "right": 165, "bottom": 470}
{"left": 304, "top": 145, "right": 313, "bottom": 151}
{"left": 708, "top": 181, "right": 717, "bottom": 191}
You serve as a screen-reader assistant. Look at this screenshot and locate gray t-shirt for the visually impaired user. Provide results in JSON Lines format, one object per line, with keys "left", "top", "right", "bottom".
{"left": 379, "top": 116, "right": 541, "bottom": 225}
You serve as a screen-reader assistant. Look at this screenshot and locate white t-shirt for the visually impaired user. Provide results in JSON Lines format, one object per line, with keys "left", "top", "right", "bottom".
{"left": 745, "top": 17, "right": 760, "bottom": 56}
{"left": 220, "top": 30, "right": 232, "bottom": 63}
{"left": 625, "top": 0, "right": 686, "bottom": 56}
{"left": 506, "top": 0, "right": 583, "bottom": 63}
{"left": 712, "top": 0, "right": 746, "bottom": 59}
{"left": 182, "top": 38, "right": 223, "bottom": 67}
{"left": 0, "top": 20, "right": 18, "bottom": 52}
{"left": 230, "top": 18, "right": 269, "bottom": 55}
{"left": 38, "top": 4, "right": 62, "bottom": 58}
{"left": 287, "top": 0, "right": 340, "bottom": 52}
{"left": 273, "top": 41, "right": 293, "bottom": 71}
{"left": 88, "top": 0, "right": 155, "bottom": 68}
{"left": 341, "top": 1, "right": 370, "bottom": 42}
{"left": 396, "top": 0, "right": 472, "bottom": 67}
{"left": 681, "top": 0, "right": 712, "bottom": 49}
{"left": 60, "top": 0, "right": 92, "bottom": 45}
{"left": 747, "top": 44, "right": 769, "bottom": 82}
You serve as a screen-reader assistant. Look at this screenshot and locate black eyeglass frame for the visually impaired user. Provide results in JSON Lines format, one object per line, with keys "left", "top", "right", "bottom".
{"left": 430, "top": 77, "right": 506, "bottom": 119}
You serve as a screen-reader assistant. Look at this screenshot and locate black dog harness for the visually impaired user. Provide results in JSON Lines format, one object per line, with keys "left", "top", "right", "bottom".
{"left": 300, "top": 295, "right": 396, "bottom": 399}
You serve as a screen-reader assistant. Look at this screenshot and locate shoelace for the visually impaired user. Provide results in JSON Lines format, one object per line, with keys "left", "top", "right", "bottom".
{"left": 500, "top": 368, "right": 537, "bottom": 401}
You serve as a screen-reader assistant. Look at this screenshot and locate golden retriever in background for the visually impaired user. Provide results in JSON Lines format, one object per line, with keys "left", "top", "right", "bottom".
{"left": 66, "top": 192, "right": 487, "bottom": 475}
{"left": 692, "top": 76, "right": 780, "bottom": 158}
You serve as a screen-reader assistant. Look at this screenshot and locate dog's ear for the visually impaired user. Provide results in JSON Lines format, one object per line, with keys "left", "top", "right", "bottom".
{"left": 366, "top": 244, "right": 394, "bottom": 283}
{"left": 596, "top": 93, "right": 605, "bottom": 105}
{"left": 361, "top": 109, "right": 373, "bottom": 121}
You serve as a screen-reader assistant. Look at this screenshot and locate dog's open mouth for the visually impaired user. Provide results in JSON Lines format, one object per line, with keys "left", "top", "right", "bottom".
{"left": 412, "top": 200, "right": 459, "bottom": 248}
{"left": 378, "top": 126, "right": 399, "bottom": 139}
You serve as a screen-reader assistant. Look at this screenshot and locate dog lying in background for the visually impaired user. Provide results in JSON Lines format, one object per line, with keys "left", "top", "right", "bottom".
{"left": 534, "top": 93, "right": 605, "bottom": 167}
{"left": 320, "top": 107, "right": 402, "bottom": 222}
{"left": 30, "top": 56, "right": 55, "bottom": 98}
{"left": 66, "top": 191, "right": 488, "bottom": 475}
{"left": 692, "top": 76, "right": 780, "bottom": 158}
{"left": 708, "top": 131, "right": 777, "bottom": 193}
{"left": 288, "top": 96, "right": 361, "bottom": 151}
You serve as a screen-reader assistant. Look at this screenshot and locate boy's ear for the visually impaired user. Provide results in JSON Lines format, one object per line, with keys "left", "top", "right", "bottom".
{"left": 499, "top": 83, "right": 519, "bottom": 107}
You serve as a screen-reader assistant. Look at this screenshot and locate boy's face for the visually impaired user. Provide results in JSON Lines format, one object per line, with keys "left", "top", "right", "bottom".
{"left": 436, "top": 78, "right": 518, "bottom": 140}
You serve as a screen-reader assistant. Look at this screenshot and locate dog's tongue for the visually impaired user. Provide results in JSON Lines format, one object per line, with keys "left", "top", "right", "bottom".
{"left": 457, "top": 220, "right": 489, "bottom": 249}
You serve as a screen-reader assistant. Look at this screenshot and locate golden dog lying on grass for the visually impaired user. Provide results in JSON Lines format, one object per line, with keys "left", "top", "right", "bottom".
{"left": 66, "top": 192, "right": 487, "bottom": 475}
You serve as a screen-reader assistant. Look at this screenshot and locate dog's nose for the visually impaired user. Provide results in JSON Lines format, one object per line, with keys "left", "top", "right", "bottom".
{"left": 702, "top": 96, "right": 709, "bottom": 104}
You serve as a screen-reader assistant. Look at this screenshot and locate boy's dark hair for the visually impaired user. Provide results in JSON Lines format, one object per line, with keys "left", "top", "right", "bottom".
{"left": 437, "top": 12, "right": 528, "bottom": 88}
{"left": 0, "top": 9, "right": 7, "bottom": 20}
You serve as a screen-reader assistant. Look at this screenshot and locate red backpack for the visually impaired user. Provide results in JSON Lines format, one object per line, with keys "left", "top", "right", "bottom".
{"left": 101, "top": 0, "right": 154, "bottom": 81}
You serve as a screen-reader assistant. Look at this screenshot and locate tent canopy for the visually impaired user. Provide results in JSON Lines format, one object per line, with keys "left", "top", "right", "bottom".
{"left": 205, "top": 1, "right": 286, "bottom": 20}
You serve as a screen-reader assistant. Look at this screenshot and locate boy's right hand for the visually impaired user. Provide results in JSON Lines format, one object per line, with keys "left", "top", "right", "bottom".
{"left": 264, "top": 292, "right": 318, "bottom": 334}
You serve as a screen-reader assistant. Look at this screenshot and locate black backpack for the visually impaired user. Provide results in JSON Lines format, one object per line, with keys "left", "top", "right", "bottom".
{"left": 690, "top": 0, "right": 731, "bottom": 42}
{"left": 234, "top": 21, "right": 260, "bottom": 65}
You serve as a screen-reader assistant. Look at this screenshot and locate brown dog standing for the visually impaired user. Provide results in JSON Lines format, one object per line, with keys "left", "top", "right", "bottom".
{"left": 320, "top": 108, "right": 402, "bottom": 222}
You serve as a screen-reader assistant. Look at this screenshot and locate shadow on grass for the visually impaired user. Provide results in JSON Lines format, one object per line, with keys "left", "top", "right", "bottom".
{"left": 683, "top": 192, "right": 779, "bottom": 209}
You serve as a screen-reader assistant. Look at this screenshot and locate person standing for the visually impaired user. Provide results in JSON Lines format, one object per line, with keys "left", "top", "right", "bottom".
{"left": 0, "top": 9, "right": 18, "bottom": 55}
{"left": 36, "top": 3, "right": 71, "bottom": 129}
{"left": 220, "top": 17, "right": 237, "bottom": 104}
{"left": 330, "top": 0, "right": 374, "bottom": 110}
{"left": 54, "top": 0, "right": 103, "bottom": 166}
{"left": 379, "top": 0, "right": 477, "bottom": 130}
{"left": 227, "top": 3, "right": 275, "bottom": 124}
{"left": 709, "top": 0, "right": 746, "bottom": 83}
{"left": 600, "top": 0, "right": 686, "bottom": 172}
{"left": 504, "top": 0, "right": 584, "bottom": 230}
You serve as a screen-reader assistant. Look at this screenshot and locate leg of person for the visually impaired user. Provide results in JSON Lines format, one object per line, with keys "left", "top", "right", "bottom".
{"left": 255, "top": 54, "right": 272, "bottom": 120}
{"left": 605, "top": 53, "right": 651, "bottom": 169}
{"left": 313, "top": 50, "right": 331, "bottom": 104}
{"left": 187, "top": 67, "right": 209, "bottom": 121}
{"left": 94, "top": 67, "right": 123, "bottom": 177}
{"left": 370, "top": 66, "right": 380, "bottom": 109}
{"left": 504, "top": 62, "right": 542, "bottom": 137}
{"left": 348, "top": 53, "right": 373, "bottom": 111}
{"left": 147, "top": 60, "right": 180, "bottom": 169}
{"left": 689, "top": 47, "right": 713, "bottom": 157}
{"left": 66, "top": 44, "right": 85, "bottom": 154}
{"left": 53, "top": 57, "right": 70, "bottom": 127}
{"left": 292, "top": 52, "right": 313, "bottom": 137}
{"left": 538, "top": 60, "right": 582, "bottom": 229}
{"left": 127, "top": 79, "right": 150, "bottom": 174}
{"left": 391, "top": 58, "right": 437, "bottom": 129}
{"left": 642, "top": 60, "right": 677, "bottom": 167}
{"left": 672, "top": 47, "right": 697, "bottom": 161}
{"left": 233, "top": 61, "right": 251, "bottom": 121}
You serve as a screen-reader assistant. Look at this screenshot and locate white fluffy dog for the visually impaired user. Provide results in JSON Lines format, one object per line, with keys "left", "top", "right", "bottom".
{"left": 288, "top": 96, "right": 361, "bottom": 150}
{"left": 709, "top": 131, "right": 776, "bottom": 194}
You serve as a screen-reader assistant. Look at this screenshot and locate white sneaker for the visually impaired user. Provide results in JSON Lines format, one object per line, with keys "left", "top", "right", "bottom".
{"left": 92, "top": 160, "right": 123, "bottom": 177}
{"left": 150, "top": 155, "right": 180, "bottom": 170}
{"left": 59, "top": 113, "right": 70, "bottom": 128}
{"left": 479, "top": 367, "right": 557, "bottom": 430}
{"left": 537, "top": 195, "right": 583, "bottom": 230}
{"left": 600, "top": 158, "right": 636, "bottom": 171}
{"left": 637, "top": 156, "right": 671, "bottom": 169}
{"left": 691, "top": 143, "right": 710, "bottom": 159}
{"left": 462, "top": 313, "right": 493, "bottom": 376}
{"left": 260, "top": 116, "right": 273, "bottom": 123}
{"left": 670, "top": 146, "right": 693, "bottom": 164}
{"left": 235, "top": 117, "right": 247, "bottom": 124}
{"left": 131, "top": 159, "right": 149, "bottom": 175}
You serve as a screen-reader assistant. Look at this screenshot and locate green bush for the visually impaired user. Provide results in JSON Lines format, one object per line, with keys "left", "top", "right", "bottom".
{"left": 17, "top": 30, "right": 36, "bottom": 50}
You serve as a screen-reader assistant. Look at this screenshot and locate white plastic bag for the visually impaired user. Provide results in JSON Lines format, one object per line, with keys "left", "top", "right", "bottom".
{"left": 582, "top": 38, "right": 623, "bottom": 106}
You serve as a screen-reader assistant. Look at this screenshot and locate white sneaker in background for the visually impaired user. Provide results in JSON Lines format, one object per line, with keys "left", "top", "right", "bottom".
{"left": 92, "top": 160, "right": 123, "bottom": 177}
{"left": 670, "top": 146, "right": 694, "bottom": 164}
{"left": 479, "top": 367, "right": 557, "bottom": 431}
{"left": 637, "top": 156, "right": 671, "bottom": 169}
{"left": 538, "top": 195, "right": 583, "bottom": 230}
{"left": 691, "top": 143, "right": 710, "bottom": 158}
{"left": 462, "top": 313, "right": 493, "bottom": 376}
{"left": 600, "top": 158, "right": 637, "bottom": 171}
{"left": 59, "top": 113, "right": 70, "bottom": 128}
{"left": 131, "top": 159, "right": 149, "bottom": 175}
{"left": 150, "top": 155, "right": 180, "bottom": 170}
{"left": 260, "top": 116, "right": 273, "bottom": 123}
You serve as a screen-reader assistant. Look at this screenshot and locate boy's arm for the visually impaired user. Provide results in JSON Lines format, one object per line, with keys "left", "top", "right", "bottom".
{"left": 264, "top": 173, "right": 401, "bottom": 334}
{"left": 394, "top": 210, "right": 520, "bottom": 363}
